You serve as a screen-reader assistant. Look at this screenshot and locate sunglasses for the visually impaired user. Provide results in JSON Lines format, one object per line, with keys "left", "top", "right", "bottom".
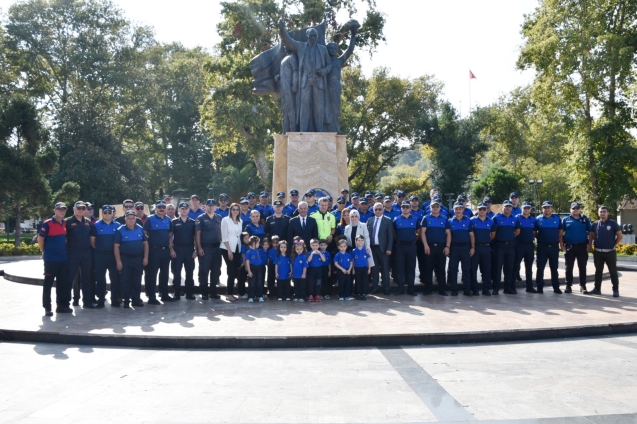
{"left": 87, "top": 207, "right": 94, "bottom": 211}
{"left": 401, "top": 205, "right": 410, "bottom": 209}
{"left": 291, "top": 194, "right": 299, "bottom": 196}
{"left": 571, "top": 207, "right": 580, "bottom": 210}
{"left": 135, "top": 207, "right": 144, "bottom": 210}
{"left": 156, "top": 206, "right": 166, "bottom": 209}
{"left": 76, "top": 206, "right": 86, "bottom": 210}
{"left": 220, "top": 199, "right": 228, "bottom": 201}
{"left": 103, "top": 211, "right": 113, "bottom": 214}
{"left": 431, "top": 205, "right": 440, "bottom": 208}
{"left": 124, "top": 205, "right": 134, "bottom": 209}
{"left": 374, "top": 208, "right": 383, "bottom": 211}
{"left": 478, "top": 208, "right": 487, "bottom": 211}
{"left": 231, "top": 208, "right": 240, "bottom": 211}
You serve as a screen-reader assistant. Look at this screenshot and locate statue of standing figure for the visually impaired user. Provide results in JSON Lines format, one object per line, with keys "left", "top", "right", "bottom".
{"left": 275, "top": 45, "right": 299, "bottom": 133}
{"left": 325, "top": 24, "right": 358, "bottom": 133}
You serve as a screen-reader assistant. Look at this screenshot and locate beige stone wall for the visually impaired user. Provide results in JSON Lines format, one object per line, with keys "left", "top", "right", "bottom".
{"left": 272, "top": 133, "right": 348, "bottom": 201}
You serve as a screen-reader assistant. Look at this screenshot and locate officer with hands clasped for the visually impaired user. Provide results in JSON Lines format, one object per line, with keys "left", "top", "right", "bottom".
{"left": 534, "top": 201, "right": 564, "bottom": 294}
{"left": 114, "top": 209, "right": 148, "bottom": 308}
{"left": 491, "top": 200, "right": 518, "bottom": 295}
{"left": 196, "top": 199, "right": 223, "bottom": 300}
{"left": 561, "top": 202, "right": 592, "bottom": 293}
{"left": 90, "top": 205, "right": 120, "bottom": 307}
{"left": 448, "top": 201, "right": 475, "bottom": 296}
{"left": 144, "top": 200, "right": 175, "bottom": 304}
{"left": 66, "top": 200, "right": 95, "bottom": 308}
{"left": 514, "top": 201, "right": 537, "bottom": 293}
{"left": 587, "top": 205, "right": 622, "bottom": 297}
{"left": 393, "top": 201, "right": 420, "bottom": 296}
{"left": 420, "top": 199, "right": 449, "bottom": 296}
{"left": 469, "top": 203, "right": 493, "bottom": 296}
{"left": 171, "top": 202, "right": 197, "bottom": 300}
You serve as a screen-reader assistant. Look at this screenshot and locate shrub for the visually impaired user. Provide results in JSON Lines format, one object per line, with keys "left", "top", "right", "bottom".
{"left": 0, "top": 242, "right": 41, "bottom": 256}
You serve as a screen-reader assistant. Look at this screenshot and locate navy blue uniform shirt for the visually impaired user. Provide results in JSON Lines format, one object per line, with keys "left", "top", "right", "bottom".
{"left": 421, "top": 214, "right": 448, "bottom": 244}
{"left": 535, "top": 214, "right": 563, "bottom": 244}
{"left": 352, "top": 246, "right": 371, "bottom": 268}
{"left": 172, "top": 216, "right": 196, "bottom": 246}
{"left": 195, "top": 213, "right": 222, "bottom": 245}
{"left": 216, "top": 207, "right": 229, "bottom": 219}
{"left": 115, "top": 224, "right": 146, "bottom": 256}
{"left": 562, "top": 215, "right": 592, "bottom": 244}
{"left": 265, "top": 214, "right": 290, "bottom": 240}
{"left": 90, "top": 219, "right": 119, "bottom": 252}
{"left": 516, "top": 215, "right": 536, "bottom": 243}
{"left": 394, "top": 214, "right": 421, "bottom": 243}
{"left": 470, "top": 216, "right": 494, "bottom": 245}
{"left": 592, "top": 219, "right": 620, "bottom": 250}
{"left": 492, "top": 213, "right": 518, "bottom": 242}
{"left": 39, "top": 217, "right": 67, "bottom": 262}
{"left": 255, "top": 204, "right": 275, "bottom": 221}
{"left": 383, "top": 208, "right": 401, "bottom": 221}
{"left": 245, "top": 222, "right": 266, "bottom": 241}
{"left": 143, "top": 214, "right": 173, "bottom": 247}
{"left": 65, "top": 215, "right": 92, "bottom": 252}
{"left": 448, "top": 215, "right": 472, "bottom": 244}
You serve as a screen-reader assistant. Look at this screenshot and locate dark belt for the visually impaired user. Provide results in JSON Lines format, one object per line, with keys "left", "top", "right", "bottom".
{"left": 498, "top": 241, "right": 515, "bottom": 246}
{"left": 477, "top": 243, "right": 491, "bottom": 247}
{"left": 539, "top": 243, "right": 559, "bottom": 248}
{"left": 174, "top": 244, "right": 195, "bottom": 248}
{"left": 516, "top": 241, "right": 534, "bottom": 245}
{"left": 120, "top": 253, "right": 142, "bottom": 258}
{"left": 202, "top": 243, "right": 221, "bottom": 248}
{"left": 151, "top": 246, "right": 169, "bottom": 250}
{"left": 451, "top": 243, "right": 470, "bottom": 247}
{"left": 429, "top": 243, "right": 445, "bottom": 247}
{"left": 397, "top": 241, "right": 416, "bottom": 245}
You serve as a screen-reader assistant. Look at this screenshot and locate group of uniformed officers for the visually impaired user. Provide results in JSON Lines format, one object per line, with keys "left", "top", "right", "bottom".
{"left": 37, "top": 187, "right": 623, "bottom": 316}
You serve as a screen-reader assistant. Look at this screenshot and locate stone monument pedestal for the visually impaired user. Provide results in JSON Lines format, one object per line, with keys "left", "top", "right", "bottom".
{"left": 272, "top": 132, "right": 348, "bottom": 201}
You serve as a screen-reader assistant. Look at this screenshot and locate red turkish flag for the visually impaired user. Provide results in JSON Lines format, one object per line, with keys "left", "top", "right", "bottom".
{"left": 469, "top": 70, "right": 477, "bottom": 79}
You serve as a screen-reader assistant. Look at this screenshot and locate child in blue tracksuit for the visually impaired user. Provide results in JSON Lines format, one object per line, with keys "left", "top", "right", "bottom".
{"left": 275, "top": 240, "right": 292, "bottom": 300}
{"left": 333, "top": 239, "right": 353, "bottom": 300}
{"left": 245, "top": 236, "right": 265, "bottom": 302}
{"left": 292, "top": 237, "right": 309, "bottom": 302}
{"left": 307, "top": 238, "right": 326, "bottom": 302}
{"left": 352, "top": 235, "right": 372, "bottom": 300}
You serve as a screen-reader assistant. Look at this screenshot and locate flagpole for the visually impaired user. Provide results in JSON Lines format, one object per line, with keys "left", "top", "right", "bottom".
{"left": 469, "top": 69, "right": 472, "bottom": 116}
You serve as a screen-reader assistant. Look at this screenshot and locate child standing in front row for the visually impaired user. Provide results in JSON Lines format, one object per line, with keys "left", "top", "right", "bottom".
{"left": 319, "top": 240, "right": 332, "bottom": 299}
{"left": 245, "top": 236, "right": 265, "bottom": 303}
{"left": 292, "top": 237, "right": 308, "bottom": 302}
{"left": 267, "top": 235, "right": 280, "bottom": 299}
{"left": 307, "top": 238, "right": 326, "bottom": 302}
{"left": 259, "top": 238, "right": 270, "bottom": 298}
{"left": 237, "top": 232, "right": 250, "bottom": 298}
{"left": 275, "top": 240, "right": 292, "bottom": 300}
{"left": 352, "top": 235, "right": 372, "bottom": 300}
{"left": 333, "top": 239, "right": 353, "bottom": 300}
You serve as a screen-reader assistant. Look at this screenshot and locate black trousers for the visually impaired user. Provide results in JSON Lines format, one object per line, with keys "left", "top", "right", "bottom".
{"left": 173, "top": 246, "right": 195, "bottom": 296}
{"left": 416, "top": 240, "right": 426, "bottom": 282}
{"left": 371, "top": 245, "right": 391, "bottom": 291}
{"left": 248, "top": 264, "right": 264, "bottom": 299}
{"left": 564, "top": 243, "right": 588, "bottom": 286}
{"left": 147, "top": 247, "right": 171, "bottom": 299}
{"left": 293, "top": 277, "right": 306, "bottom": 299}
{"left": 471, "top": 245, "right": 491, "bottom": 291}
{"left": 94, "top": 251, "right": 119, "bottom": 304}
{"left": 198, "top": 246, "right": 221, "bottom": 296}
{"left": 395, "top": 242, "right": 416, "bottom": 293}
{"left": 120, "top": 255, "right": 143, "bottom": 303}
{"left": 536, "top": 244, "right": 560, "bottom": 290}
{"left": 277, "top": 279, "right": 291, "bottom": 299}
{"left": 336, "top": 268, "right": 352, "bottom": 298}
{"left": 354, "top": 266, "right": 369, "bottom": 295}
{"left": 494, "top": 242, "right": 515, "bottom": 292}
{"left": 448, "top": 245, "right": 472, "bottom": 292}
{"left": 221, "top": 247, "right": 241, "bottom": 295}
{"left": 43, "top": 261, "right": 69, "bottom": 308}
{"left": 514, "top": 242, "right": 535, "bottom": 289}
{"left": 593, "top": 250, "right": 619, "bottom": 291}
{"left": 307, "top": 266, "right": 322, "bottom": 296}
{"left": 68, "top": 252, "right": 92, "bottom": 305}
{"left": 424, "top": 244, "right": 446, "bottom": 292}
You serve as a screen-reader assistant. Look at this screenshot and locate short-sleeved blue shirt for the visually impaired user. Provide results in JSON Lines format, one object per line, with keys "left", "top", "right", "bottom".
{"left": 511, "top": 206, "right": 522, "bottom": 217}
{"left": 143, "top": 214, "right": 173, "bottom": 247}
{"left": 187, "top": 208, "right": 205, "bottom": 221}
{"left": 448, "top": 215, "right": 472, "bottom": 244}
{"left": 321, "top": 250, "right": 331, "bottom": 267}
{"left": 307, "top": 250, "right": 324, "bottom": 267}
{"left": 358, "top": 209, "right": 373, "bottom": 223}
{"left": 65, "top": 215, "right": 92, "bottom": 253}
{"left": 245, "top": 222, "right": 266, "bottom": 242}
{"left": 562, "top": 215, "right": 592, "bottom": 244}
{"left": 383, "top": 208, "right": 400, "bottom": 221}
{"left": 246, "top": 247, "right": 263, "bottom": 266}
{"left": 592, "top": 219, "right": 620, "bottom": 250}
{"left": 394, "top": 214, "right": 421, "bottom": 243}
{"left": 39, "top": 217, "right": 67, "bottom": 262}
{"left": 352, "top": 246, "right": 371, "bottom": 268}
{"left": 275, "top": 254, "right": 292, "bottom": 279}
{"left": 535, "top": 214, "right": 563, "bottom": 244}
{"left": 292, "top": 253, "right": 308, "bottom": 278}
{"left": 115, "top": 224, "right": 146, "bottom": 256}
{"left": 334, "top": 251, "right": 353, "bottom": 271}
{"left": 470, "top": 216, "right": 493, "bottom": 245}
{"left": 216, "top": 207, "right": 229, "bottom": 219}
{"left": 516, "top": 215, "right": 536, "bottom": 243}
{"left": 255, "top": 203, "right": 275, "bottom": 221}
{"left": 410, "top": 208, "right": 424, "bottom": 221}
{"left": 463, "top": 208, "right": 474, "bottom": 218}
{"left": 283, "top": 203, "right": 297, "bottom": 217}
{"left": 492, "top": 213, "right": 517, "bottom": 242}
{"left": 421, "top": 214, "right": 448, "bottom": 244}
{"left": 91, "top": 219, "right": 120, "bottom": 252}
{"left": 267, "top": 247, "right": 278, "bottom": 263}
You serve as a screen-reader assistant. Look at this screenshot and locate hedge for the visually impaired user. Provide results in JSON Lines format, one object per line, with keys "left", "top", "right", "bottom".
{"left": 0, "top": 242, "right": 41, "bottom": 256}
{"left": 616, "top": 244, "right": 637, "bottom": 256}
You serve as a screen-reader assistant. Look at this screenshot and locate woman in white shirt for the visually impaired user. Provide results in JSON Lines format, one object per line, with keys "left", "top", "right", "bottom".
{"left": 221, "top": 203, "right": 243, "bottom": 301}
{"left": 344, "top": 209, "right": 374, "bottom": 266}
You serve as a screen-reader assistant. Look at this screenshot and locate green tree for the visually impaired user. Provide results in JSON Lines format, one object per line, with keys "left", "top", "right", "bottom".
{"left": 472, "top": 166, "right": 522, "bottom": 205}
{"left": 201, "top": 0, "right": 387, "bottom": 186}
{"left": 518, "top": 0, "right": 637, "bottom": 211}
{"left": 210, "top": 164, "right": 263, "bottom": 203}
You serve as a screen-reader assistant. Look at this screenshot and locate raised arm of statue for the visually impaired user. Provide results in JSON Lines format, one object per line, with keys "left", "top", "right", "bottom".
{"left": 278, "top": 20, "right": 301, "bottom": 53}
{"left": 339, "top": 27, "right": 357, "bottom": 64}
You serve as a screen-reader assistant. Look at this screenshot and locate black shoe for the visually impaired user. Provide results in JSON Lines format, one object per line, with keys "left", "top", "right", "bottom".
{"left": 173, "top": 295, "right": 181, "bottom": 301}
{"left": 438, "top": 291, "right": 448, "bottom": 296}
{"left": 585, "top": 288, "right": 601, "bottom": 295}
{"left": 44, "top": 309, "right": 53, "bottom": 317}
{"left": 362, "top": 294, "right": 367, "bottom": 300}
{"left": 72, "top": 300, "right": 79, "bottom": 306}
{"left": 370, "top": 288, "right": 380, "bottom": 294}
{"left": 201, "top": 294, "right": 209, "bottom": 300}
{"left": 147, "top": 298, "right": 161, "bottom": 305}
{"left": 526, "top": 287, "right": 538, "bottom": 293}
{"left": 481, "top": 290, "right": 491, "bottom": 296}
{"left": 503, "top": 289, "right": 515, "bottom": 294}
{"left": 95, "top": 302, "right": 105, "bottom": 309}
{"left": 554, "top": 288, "right": 563, "bottom": 294}
{"left": 384, "top": 289, "right": 391, "bottom": 295}
{"left": 83, "top": 303, "right": 97, "bottom": 309}
{"left": 56, "top": 305, "right": 73, "bottom": 313}
{"left": 161, "top": 296, "right": 176, "bottom": 302}
{"left": 492, "top": 290, "right": 499, "bottom": 295}
{"left": 393, "top": 290, "right": 405, "bottom": 295}
{"left": 407, "top": 291, "right": 417, "bottom": 296}
{"left": 537, "top": 288, "right": 544, "bottom": 294}
{"left": 472, "top": 291, "right": 480, "bottom": 296}
{"left": 451, "top": 290, "right": 458, "bottom": 296}
{"left": 463, "top": 291, "right": 473, "bottom": 296}
{"left": 516, "top": 276, "right": 523, "bottom": 282}
{"left": 123, "top": 302, "right": 131, "bottom": 309}
{"left": 613, "top": 290, "right": 620, "bottom": 297}
{"left": 110, "top": 301, "right": 121, "bottom": 307}
{"left": 565, "top": 285, "right": 573, "bottom": 293}
{"left": 131, "top": 301, "right": 144, "bottom": 307}
{"left": 210, "top": 294, "right": 221, "bottom": 300}
{"left": 423, "top": 290, "right": 433, "bottom": 296}
{"left": 580, "top": 285, "right": 586, "bottom": 293}
{"left": 186, "top": 294, "right": 196, "bottom": 300}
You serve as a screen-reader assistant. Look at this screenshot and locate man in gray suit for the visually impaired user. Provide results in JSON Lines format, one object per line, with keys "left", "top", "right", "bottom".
{"left": 367, "top": 202, "right": 394, "bottom": 295}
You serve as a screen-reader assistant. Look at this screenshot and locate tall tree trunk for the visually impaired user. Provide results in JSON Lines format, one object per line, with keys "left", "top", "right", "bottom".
{"left": 253, "top": 149, "right": 271, "bottom": 190}
{"left": 14, "top": 200, "right": 22, "bottom": 247}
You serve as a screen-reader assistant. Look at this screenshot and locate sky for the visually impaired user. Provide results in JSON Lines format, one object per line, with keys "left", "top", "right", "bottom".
{"left": 0, "top": 0, "right": 539, "bottom": 116}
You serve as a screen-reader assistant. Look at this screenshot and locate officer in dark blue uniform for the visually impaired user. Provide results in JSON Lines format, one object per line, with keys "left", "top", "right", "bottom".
{"left": 216, "top": 193, "right": 230, "bottom": 218}
{"left": 561, "top": 201, "right": 592, "bottom": 293}
{"left": 187, "top": 194, "right": 205, "bottom": 221}
{"left": 423, "top": 188, "right": 439, "bottom": 211}
{"left": 514, "top": 201, "right": 537, "bottom": 292}
{"left": 448, "top": 202, "right": 475, "bottom": 296}
{"left": 483, "top": 197, "right": 495, "bottom": 219}
{"left": 143, "top": 200, "right": 175, "bottom": 304}
{"left": 332, "top": 196, "right": 346, "bottom": 223}
{"left": 90, "top": 205, "right": 120, "bottom": 307}
{"left": 420, "top": 199, "right": 449, "bottom": 296}
{"left": 535, "top": 201, "right": 564, "bottom": 294}
{"left": 171, "top": 202, "right": 197, "bottom": 300}
{"left": 255, "top": 191, "right": 275, "bottom": 224}
{"left": 115, "top": 199, "right": 143, "bottom": 227}
{"left": 66, "top": 201, "right": 95, "bottom": 308}
{"left": 265, "top": 200, "right": 290, "bottom": 241}
{"left": 409, "top": 195, "right": 426, "bottom": 284}
{"left": 358, "top": 198, "right": 373, "bottom": 223}
{"left": 491, "top": 200, "right": 518, "bottom": 294}
{"left": 426, "top": 194, "right": 449, "bottom": 218}
{"left": 196, "top": 199, "right": 223, "bottom": 300}
{"left": 587, "top": 205, "right": 622, "bottom": 297}
{"left": 239, "top": 197, "right": 252, "bottom": 229}
{"left": 283, "top": 189, "right": 300, "bottom": 216}
{"left": 245, "top": 209, "right": 266, "bottom": 241}
{"left": 331, "top": 188, "right": 352, "bottom": 211}
{"left": 393, "top": 201, "right": 420, "bottom": 295}
{"left": 470, "top": 203, "right": 493, "bottom": 296}
{"left": 114, "top": 210, "right": 148, "bottom": 308}
{"left": 456, "top": 195, "right": 474, "bottom": 218}
{"left": 510, "top": 192, "right": 522, "bottom": 216}
{"left": 383, "top": 197, "right": 400, "bottom": 221}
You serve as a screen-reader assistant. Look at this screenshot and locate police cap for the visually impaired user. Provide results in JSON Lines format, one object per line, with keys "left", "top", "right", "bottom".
{"left": 206, "top": 199, "right": 217, "bottom": 206}
{"left": 273, "top": 200, "right": 283, "bottom": 206}
{"left": 542, "top": 201, "right": 553, "bottom": 208}
{"left": 102, "top": 205, "right": 115, "bottom": 212}
{"left": 502, "top": 200, "right": 513, "bottom": 207}
{"left": 124, "top": 210, "right": 137, "bottom": 216}
{"left": 54, "top": 202, "right": 67, "bottom": 210}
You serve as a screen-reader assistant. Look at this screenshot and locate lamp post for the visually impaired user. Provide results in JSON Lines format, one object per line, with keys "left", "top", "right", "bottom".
{"left": 444, "top": 193, "right": 455, "bottom": 211}
{"left": 528, "top": 178, "right": 543, "bottom": 215}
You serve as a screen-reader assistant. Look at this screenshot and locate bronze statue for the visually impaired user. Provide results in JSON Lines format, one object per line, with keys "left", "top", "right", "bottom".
{"left": 325, "top": 23, "right": 358, "bottom": 133}
{"left": 275, "top": 45, "right": 299, "bottom": 133}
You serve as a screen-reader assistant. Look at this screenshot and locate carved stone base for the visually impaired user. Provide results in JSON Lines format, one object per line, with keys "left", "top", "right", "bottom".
{"left": 272, "top": 132, "right": 348, "bottom": 201}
